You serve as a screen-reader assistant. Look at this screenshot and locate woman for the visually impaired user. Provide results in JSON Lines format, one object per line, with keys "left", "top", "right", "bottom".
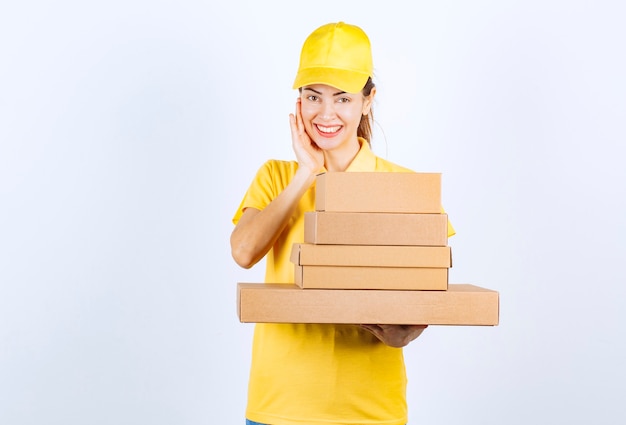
{"left": 231, "top": 22, "right": 454, "bottom": 425}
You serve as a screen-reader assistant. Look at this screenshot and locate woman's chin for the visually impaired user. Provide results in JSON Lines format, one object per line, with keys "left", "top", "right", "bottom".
{"left": 312, "top": 137, "right": 341, "bottom": 151}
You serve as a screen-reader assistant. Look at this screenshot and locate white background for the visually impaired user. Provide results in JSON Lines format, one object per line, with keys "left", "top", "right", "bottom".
{"left": 1, "top": 1, "right": 625, "bottom": 424}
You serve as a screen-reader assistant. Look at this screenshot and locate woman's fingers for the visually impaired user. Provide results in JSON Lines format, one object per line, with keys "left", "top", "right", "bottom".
{"left": 360, "top": 324, "right": 429, "bottom": 348}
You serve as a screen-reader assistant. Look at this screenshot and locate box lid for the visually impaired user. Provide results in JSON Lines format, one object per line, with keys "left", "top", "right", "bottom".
{"left": 290, "top": 243, "right": 452, "bottom": 268}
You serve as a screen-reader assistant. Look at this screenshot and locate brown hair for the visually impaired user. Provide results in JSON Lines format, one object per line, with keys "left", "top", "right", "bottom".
{"left": 358, "top": 77, "right": 375, "bottom": 146}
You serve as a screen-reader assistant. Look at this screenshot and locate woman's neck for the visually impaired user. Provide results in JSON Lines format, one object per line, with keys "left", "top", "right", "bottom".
{"left": 323, "top": 139, "right": 361, "bottom": 172}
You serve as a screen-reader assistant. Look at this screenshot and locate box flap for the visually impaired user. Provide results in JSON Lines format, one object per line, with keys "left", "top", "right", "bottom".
{"left": 289, "top": 243, "right": 301, "bottom": 265}
{"left": 293, "top": 243, "right": 451, "bottom": 267}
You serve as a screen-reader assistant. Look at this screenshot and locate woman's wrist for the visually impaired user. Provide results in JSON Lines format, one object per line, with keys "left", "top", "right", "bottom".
{"left": 293, "top": 164, "right": 319, "bottom": 188}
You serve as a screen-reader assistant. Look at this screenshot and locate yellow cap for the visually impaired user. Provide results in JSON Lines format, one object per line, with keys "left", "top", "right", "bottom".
{"left": 292, "top": 22, "right": 373, "bottom": 94}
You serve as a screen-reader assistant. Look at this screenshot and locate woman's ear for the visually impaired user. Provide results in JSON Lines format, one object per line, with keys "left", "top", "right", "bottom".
{"left": 362, "top": 87, "right": 376, "bottom": 115}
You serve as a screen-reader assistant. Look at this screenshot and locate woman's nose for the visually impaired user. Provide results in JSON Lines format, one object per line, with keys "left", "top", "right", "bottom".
{"left": 319, "top": 100, "right": 336, "bottom": 120}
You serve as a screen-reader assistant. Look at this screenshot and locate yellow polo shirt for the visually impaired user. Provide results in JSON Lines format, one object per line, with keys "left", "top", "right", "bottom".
{"left": 232, "top": 139, "right": 455, "bottom": 425}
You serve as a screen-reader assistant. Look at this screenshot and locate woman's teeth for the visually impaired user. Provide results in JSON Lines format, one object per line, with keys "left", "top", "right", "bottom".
{"left": 317, "top": 125, "right": 341, "bottom": 133}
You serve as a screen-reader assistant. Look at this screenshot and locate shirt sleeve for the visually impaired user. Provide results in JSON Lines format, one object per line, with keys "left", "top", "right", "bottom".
{"left": 231, "top": 160, "right": 279, "bottom": 225}
{"left": 447, "top": 215, "right": 456, "bottom": 237}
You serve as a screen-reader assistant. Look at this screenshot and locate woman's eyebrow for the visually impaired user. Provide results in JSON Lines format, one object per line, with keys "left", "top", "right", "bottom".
{"left": 302, "top": 87, "right": 347, "bottom": 96}
{"left": 303, "top": 87, "right": 322, "bottom": 95}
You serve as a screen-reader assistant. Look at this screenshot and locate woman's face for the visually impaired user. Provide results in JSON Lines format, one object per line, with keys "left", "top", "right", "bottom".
{"left": 299, "top": 84, "right": 374, "bottom": 153}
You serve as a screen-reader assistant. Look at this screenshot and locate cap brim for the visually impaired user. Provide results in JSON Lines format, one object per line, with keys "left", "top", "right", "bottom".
{"left": 293, "top": 67, "right": 370, "bottom": 94}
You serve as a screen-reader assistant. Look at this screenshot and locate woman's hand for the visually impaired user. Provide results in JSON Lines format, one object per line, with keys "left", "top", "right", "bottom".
{"left": 360, "top": 324, "right": 428, "bottom": 348}
{"left": 289, "top": 97, "right": 324, "bottom": 175}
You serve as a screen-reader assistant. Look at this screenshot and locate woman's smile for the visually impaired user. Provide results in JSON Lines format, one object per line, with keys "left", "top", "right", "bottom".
{"left": 315, "top": 124, "right": 343, "bottom": 137}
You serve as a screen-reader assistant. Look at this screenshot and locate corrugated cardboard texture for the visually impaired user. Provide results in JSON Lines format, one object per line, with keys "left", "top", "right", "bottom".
{"left": 294, "top": 264, "right": 448, "bottom": 290}
{"left": 315, "top": 172, "right": 442, "bottom": 213}
{"left": 237, "top": 283, "right": 499, "bottom": 325}
{"left": 304, "top": 212, "right": 449, "bottom": 246}
{"left": 290, "top": 243, "right": 452, "bottom": 267}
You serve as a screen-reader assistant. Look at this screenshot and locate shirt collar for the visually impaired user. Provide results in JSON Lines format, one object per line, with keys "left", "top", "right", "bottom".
{"left": 345, "top": 138, "right": 377, "bottom": 172}
{"left": 318, "top": 138, "right": 376, "bottom": 174}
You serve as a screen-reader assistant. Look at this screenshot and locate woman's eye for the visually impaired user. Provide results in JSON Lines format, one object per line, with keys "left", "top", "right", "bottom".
{"left": 337, "top": 97, "right": 350, "bottom": 103}
{"left": 306, "top": 95, "right": 319, "bottom": 102}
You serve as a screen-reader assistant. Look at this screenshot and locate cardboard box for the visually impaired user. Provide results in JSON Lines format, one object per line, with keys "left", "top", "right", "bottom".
{"left": 237, "top": 283, "right": 499, "bottom": 326}
{"left": 304, "top": 212, "right": 448, "bottom": 246}
{"left": 294, "top": 264, "right": 448, "bottom": 290}
{"left": 315, "top": 172, "right": 442, "bottom": 213}
{"left": 290, "top": 243, "right": 452, "bottom": 268}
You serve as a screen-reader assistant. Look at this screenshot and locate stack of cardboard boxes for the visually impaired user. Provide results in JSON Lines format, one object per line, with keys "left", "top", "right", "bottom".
{"left": 237, "top": 172, "right": 499, "bottom": 326}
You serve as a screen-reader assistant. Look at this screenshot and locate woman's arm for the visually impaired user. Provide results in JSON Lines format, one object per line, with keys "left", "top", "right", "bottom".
{"left": 230, "top": 169, "right": 315, "bottom": 269}
{"left": 230, "top": 98, "right": 324, "bottom": 269}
